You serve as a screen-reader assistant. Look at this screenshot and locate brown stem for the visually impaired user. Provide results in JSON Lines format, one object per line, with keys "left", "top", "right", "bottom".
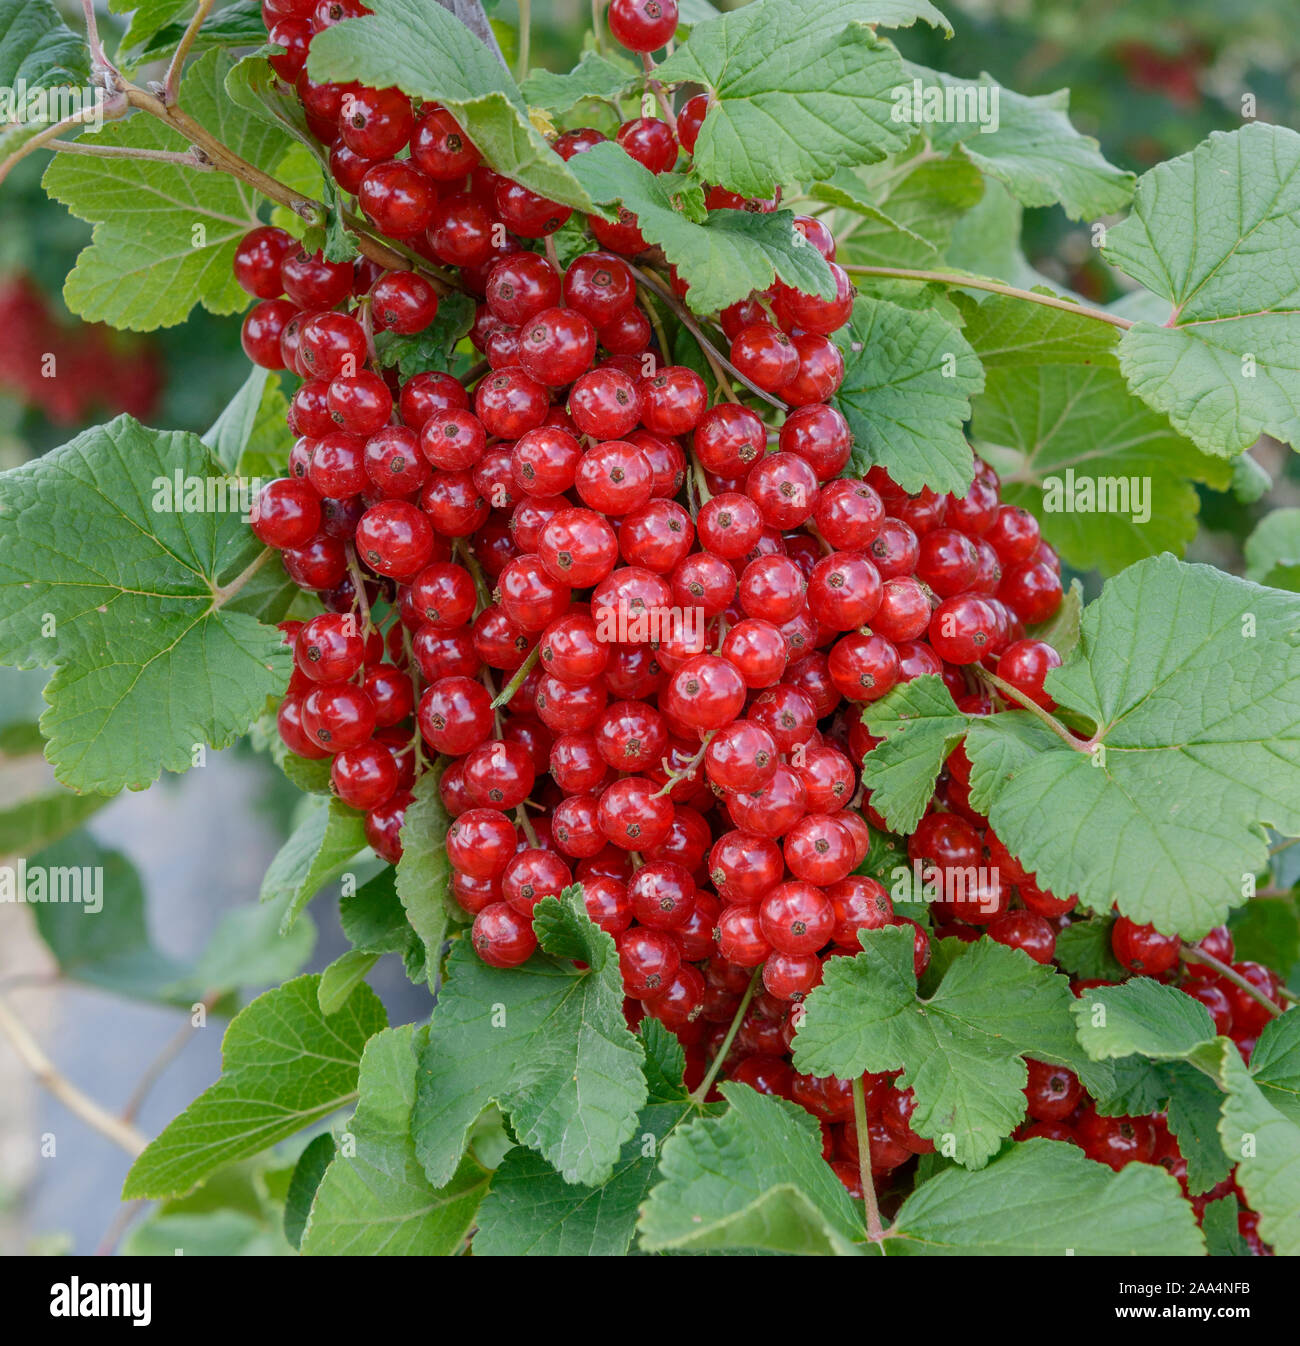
{"left": 641, "top": 52, "right": 679, "bottom": 137}
{"left": 0, "top": 95, "right": 129, "bottom": 186}
{"left": 626, "top": 263, "right": 785, "bottom": 409}
{"left": 0, "top": 991, "right": 148, "bottom": 1156}
{"left": 44, "top": 141, "right": 215, "bottom": 169}
{"left": 1182, "top": 947, "right": 1283, "bottom": 1019}
{"left": 972, "top": 665, "right": 1090, "bottom": 753}
{"left": 164, "top": 0, "right": 216, "bottom": 104}
{"left": 210, "top": 546, "right": 276, "bottom": 609}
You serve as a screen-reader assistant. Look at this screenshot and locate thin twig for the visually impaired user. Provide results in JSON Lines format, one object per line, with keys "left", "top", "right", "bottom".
{"left": 641, "top": 52, "right": 679, "bottom": 137}
{"left": 210, "top": 545, "right": 275, "bottom": 609}
{"left": 0, "top": 96, "right": 128, "bottom": 186}
{"left": 80, "top": 0, "right": 117, "bottom": 76}
{"left": 690, "top": 966, "right": 762, "bottom": 1104}
{"left": 1181, "top": 947, "right": 1284, "bottom": 1019}
{"left": 972, "top": 665, "right": 1090, "bottom": 753}
{"left": 492, "top": 644, "right": 540, "bottom": 709}
{"left": 164, "top": 0, "right": 216, "bottom": 104}
{"left": 121, "top": 995, "right": 218, "bottom": 1125}
{"left": 626, "top": 263, "right": 785, "bottom": 409}
{"left": 851, "top": 1074, "right": 884, "bottom": 1241}
{"left": 44, "top": 141, "right": 214, "bottom": 169}
{"left": 0, "top": 991, "right": 148, "bottom": 1156}
{"left": 841, "top": 264, "right": 1134, "bottom": 330}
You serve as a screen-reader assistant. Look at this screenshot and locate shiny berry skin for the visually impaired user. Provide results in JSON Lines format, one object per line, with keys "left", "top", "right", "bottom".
{"left": 355, "top": 500, "right": 435, "bottom": 578}
{"left": 281, "top": 248, "right": 353, "bottom": 310}
{"left": 828, "top": 632, "right": 899, "bottom": 703}
{"left": 720, "top": 619, "right": 787, "bottom": 690}
{"left": 776, "top": 264, "right": 854, "bottom": 335}
{"left": 502, "top": 848, "right": 572, "bottom": 916}
{"left": 763, "top": 952, "right": 823, "bottom": 1002}
{"left": 234, "top": 226, "right": 295, "bottom": 299}
{"left": 448, "top": 808, "right": 518, "bottom": 878}
{"left": 496, "top": 180, "right": 572, "bottom": 237}
{"left": 643, "top": 964, "right": 707, "bottom": 1031}
{"left": 241, "top": 299, "right": 297, "bottom": 369}
{"left": 619, "top": 499, "right": 694, "bottom": 573}
{"left": 295, "top": 613, "right": 364, "bottom": 683}
{"left": 422, "top": 470, "right": 490, "bottom": 537}
{"left": 418, "top": 676, "right": 493, "bottom": 755}
{"left": 370, "top": 271, "right": 440, "bottom": 334}
{"left": 746, "top": 452, "right": 820, "bottom": 529}
{"left": 518, "top": 306, "right": 597, "bottom": 387}
{"left": 598, "top": 775, "right": 675, "bottom": 850}
{"left": 778, "top": 404, "right": 851, "bottom": 480}
{"left": 1075, "top": 1107, "right": 1155, "bottom": 1171}
{"left": 783, "top": 815, "right": 856, "bottom": 886}
{"left": 716, "top": 904, "right": 773, "bottom": 967}
{"left": 1223, "top": 961, "right": 1282, "bottom": 1036}
{"left": 708, "top": 829, "right": 784, "bottom": 906}
{"left": 364, "top": 789, "right": 412, "bottom": 865}
{"left": 617, "top": 117, "right": 678, "bottom": 173}
{"left": 929, "top": 593, "right": 998, "bottom": 664}
{"left": 807, "top": 553, "right": 882, "bottom": 630}
{"left": 568, "top": 367, "right": 641, "bottom": 439}
{"left": 629, "top": 861, "right": 697, "bottom": 930}
{"left": 739, "top": 555, "right": 806, "bottom": 623}
{"left": 462, "top": 739, "right": 536, "bottom": 810}
{"left": 665, "top": 655, "right": 747, "bottom": 730}
{"left": 563, "top": 252, "right": 636, "bottom": 326}
{"left": 1023, "top": 1059, "right": 1082, "bottom": 1123}
{"left": 410, "top": 107, "right": 481, "bottom": 181}
{"left": 339, "top": 86, "right": 414, "bottom": 159}
{"left": 574, "top": 440, "right": 654, "bottom": 516}
{"left": 508, "top": 426, "right": 580, "bottom": 497}
{"left": 473, "top": 902, "right": 538, "bottom": 968}
{"left": 331, "top": 739, "right": 399, "bottom": 810}
{"left": 267, "top": 17, "right": 312, "bottom": 80}
{"left": 728, "top": 763, "right": 807, "bottom": 838}
{"left": 784, "top": 333, "right": 845, "bottom": 405}
{"left": 410, "top": 562, "right": 476, "bottom": 628}
{"left": 364, "top": 425, "right": 427, "bottom": 496}
{"left": 539, "top": 508, "right": 618, "bottom": 586}
{"left": 607, "top": 0, "right": 679, "bottom": 52}
{"left": 866, "top": 516, "right": 919, "bottom": 580}
{"left": 1112, "top": 916, "right": 1181, "bottom": 976}
{"left": 827, "top": 876, "right": 893, "bottom": 948}
{"left": 1183, "top": 981, "right": 1233, "bottom": 1035}
{"left": 639, "top": 367, "right": 708, "bottom": 436}
{"left": 997, "top": 638, "right": 1063, "bottom": 710}
{"left": 486, "top": 253, "right": 563, "bottom": 326}
{"left": 421, "top": 409, "right": 486, "bottom": 471}
{"left": 399, "top": 370, "right": 469, "bottom": 431}
{"left": 427, "top": 194, "right": 496, "bottom": 268}
{"left": 552, "top": 793, "right": 605, "bottom": 859}
{"left": 730, "top": 323, "right": 799, "bottom": 392}
{"left": 252, "top": 477, "right": 321, "bottom": 549}
{"left": 677, "top": 93, "right": 710, "bottom": 153}
{"left": 475, "top": 367, "right": 550, "bottom": 440}
{"left": 617, "top": 925, "right": 681, "bottom": 998}
{"left": 986, "top": 504, "right": 1041, "bottom": 564}
{"left": 759, "top": 882, "right": 834, "bottom": 955}
{"left": 301, "top": 683, "right": 376, "bottom": 754}
{"left": 705, "top": 720, "right": 779, "bottom": 793}
{"left": 358, "top": 159, "right": 438, "bottom": 237}
{"left": 792, "top": 214, "right": 836, "bottom": 260}
{"left": 988, "top": 910, "right": 1057, "bottom": 964}
{"left": 693, "top": 404, "right": 767, "bottom": 476}
{"left": 363, "top": 666, "right": 414, "bottom": 726}
{"left": 999, "top": 560, "right": 1063, "bottom": 625}
{"left": 326, "top": 370, "right": 392, "bottom": 436}
{"left": 1185, "top": 926, "right": 1234, "bottom": 977}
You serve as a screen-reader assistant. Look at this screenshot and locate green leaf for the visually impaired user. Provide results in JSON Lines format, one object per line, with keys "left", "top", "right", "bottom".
{"left": 1245, "top": 508, "right": 1300, "bottom": 593}
{"left": 656, "top": 3, "right": 913, "bottom": 199}
{"left": 1219, "top": 1044, "right": 1300, "bottom": 1255}
{"left": 1053, "top": 914, "right": 1125, "bottom": 982}
{"left": 638, "top": 1085, "right": 866, "bottom": 1255}
{"left": 340, "top": 868, "right": 418, "bottom": 958}
{"left": 224, "top": 52, "right": 322, "bottom": 154}
{"left": 1228, "top": 895, "right": 1300, "bottom": 978}
{"left": 283, "top": 1132, "right": 335, "bottom": 1252}
{"left": 110, "top": 0, "right": 189, "bottom": 55}
{"left": 373, "top": 291, "right": 477, "bottom": 380}
{"left": 259, "top": 797, "right": 367, "bottom": 935}
{"left": 189, "top": 896, "right": 316, "bottom": 995}
{"left": 30, "top": 833, "right": 190, "bottom": 1005}
{"left": 318, "top": 950, "right": 379, "bottom": 1016}
{"left": 793, "top": 926, "right": 1095, "bottom": 1167}
{"left": 885, "top": 1138, "right": 1203, "bottom": 1254}
{"left": 1202, "top": 1195, "right": 1250, "bottom": 1256}
{"left": 1070, "top": 978, "right": 1217, "bottom": 1062}
{"left": 475, "top": 1020, "right": 693, "bottom": 1256}
{"left": 1103, "top": 124, "right": 1300, "bottom": 458}
{"left": 0, "top": 788, "right": 106, "bottom": 854}
{"left": 43, "top": 51, "right": 293, "bottom": 330}
{"left": 568, "top": 142, "right": 836, "bottom": 316}
{"left": 395, "top": 767, "right": 461, "bottom": 987}
{"left": 832, "top": 294, "right": 984, "bottom": 494}
{"left": 302, "top": 1026, "right": 488, "bottom": 1256}
{"left": 413, "top": 887, "right": 646, "bottom": 1187}
{"left": 1250, "top": 1011, "right": 1300, "bottom": 1126}
{"left": 519, "top": 50, "right": 633, "bottom": 114}
{"left": 955, "top": 288, "right": 1120, "bottom": 370}
{"left": 975, "top": 362, "right": 1232, "bottom": 576}
{"left": 204, "top": 366, "right": 294, "bottom": 478}
{"left": 122, "top": 0, "right": 267, "bottom": 65}
{"left": 307, "top": 0, "right": 592, "bottom": 213}
{"left": 967, "top": 555, "right": 1300, "bottom": 938}
{"left": 121, "top": 1208, "right": 289, "bottom": 1257}
{"left": 901, "top": 63, "right": 1135, "bottom": 221}
{"left": 0, "top": 415, "right": 292, "bottom": 794}
{"left": 859, "top": 675, "right": 968, "bottom": 833}
{"left": 0, "top": 0, "right": 88, "bottom": 91}
{"left": 123, "top": 974, "right": 387, "bottom": 1200}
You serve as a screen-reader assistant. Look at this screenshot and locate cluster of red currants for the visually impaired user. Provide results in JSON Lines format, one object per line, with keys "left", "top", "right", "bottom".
{"left": 238, "top": 0, "right": 1275, "bottom": 1248}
